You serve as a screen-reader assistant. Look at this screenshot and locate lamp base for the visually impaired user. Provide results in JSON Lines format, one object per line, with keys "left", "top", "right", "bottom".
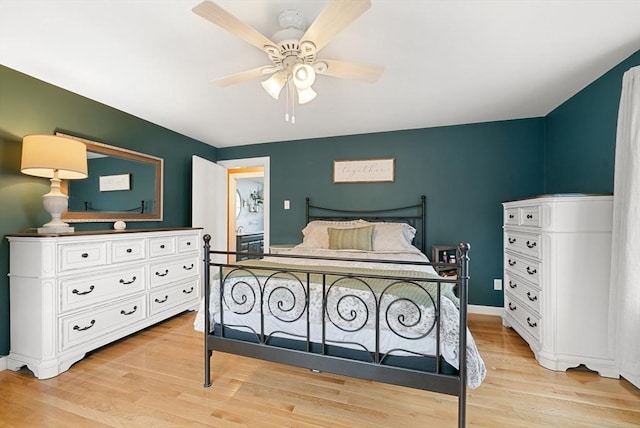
{"left": 39, "top": 177, "right": 74, "bottom": 234}
{"left": 37, "top": 225, "right": 75, "bottom": 234}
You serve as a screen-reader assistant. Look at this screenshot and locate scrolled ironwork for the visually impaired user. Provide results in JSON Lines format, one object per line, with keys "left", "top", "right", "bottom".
{"left": 263, "top": 271, "right": 307, "bottom": 323}
{"left": 221, "top": 268, "right": 261, "bottom": 316}
{"left": 381, "top": 280, "right": 437, "bottom": 340}
{"left": 325, "top": 276, "right": 375, "bottom": 333}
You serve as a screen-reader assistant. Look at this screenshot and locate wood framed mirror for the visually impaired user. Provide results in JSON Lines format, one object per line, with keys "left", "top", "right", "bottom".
{"left": 57, "top": 133, "right": 164, "bottom": 222}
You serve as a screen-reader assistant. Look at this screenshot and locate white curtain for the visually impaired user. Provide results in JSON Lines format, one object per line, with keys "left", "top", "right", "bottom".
{"left": 610, "top": 65, "right": 640, "bottom": 389}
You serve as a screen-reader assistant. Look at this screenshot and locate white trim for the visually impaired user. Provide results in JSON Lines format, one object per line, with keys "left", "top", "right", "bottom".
{"left": 468, "top": 304, "right": 503, "bottom": 316}
{"left": 0, "top": 355, "right": 7, "bottom": 372}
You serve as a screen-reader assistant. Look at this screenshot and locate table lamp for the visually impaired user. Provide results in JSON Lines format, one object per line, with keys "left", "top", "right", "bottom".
{"left": 21, "top": 135, "right": 88, "bottom": 233}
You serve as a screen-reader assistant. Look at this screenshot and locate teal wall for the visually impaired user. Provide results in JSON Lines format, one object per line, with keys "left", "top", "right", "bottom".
{"left": 0, "top": 65, "right": 217, "bottom": 355}
{"left": 545, "top": 49, "right": 640, "bottom": 192}
{"left": 218, "top": 119, "right": 546, "bottom": 308}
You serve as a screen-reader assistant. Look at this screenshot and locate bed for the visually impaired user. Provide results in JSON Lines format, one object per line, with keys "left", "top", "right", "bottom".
{"left": 195, "top": 196, "right": 486, "bottom": 427}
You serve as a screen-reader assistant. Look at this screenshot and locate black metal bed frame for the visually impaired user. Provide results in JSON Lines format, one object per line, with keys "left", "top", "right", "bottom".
{"left": 202, "top": 196, "right": 471, "bottom": 427}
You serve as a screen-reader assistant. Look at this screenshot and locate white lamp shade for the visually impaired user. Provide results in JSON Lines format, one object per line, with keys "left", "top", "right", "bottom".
{"left": 21, "top": 135, "right": 88, "bottom": 179}
{"left": 292, "top": 63, "right": 315, "bottom": 89}
{"left": 296, "top": 86, "right": 317, "bottom": 104}
{"left": 261, "top": 71, "right": 288, "bottom": 100}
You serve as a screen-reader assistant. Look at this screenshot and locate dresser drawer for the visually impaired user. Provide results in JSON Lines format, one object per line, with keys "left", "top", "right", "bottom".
{"left": 149, "top": 256, "right": 199, "bottom": 288}
{"left": 505, "top": 252, "right": 540, "bottom": 285}
{"left": 149, "top": 279, "right": 199, "bottom": 316}
{"left": 60, "top": 266, "right": 146, "bottom": 313}
{"left": 520, "top": 205, "right": 541, "bottom": 227}
{"left": 504, "top": 208, "right": 519, "bottom": 226}
{"left": 505, "top": 230, "right": 541, "bottom": 259}
{"left": 59, "top": 242, "right": 107, "bottom": 272}
{"left": 60, "top": 295, "right": 146, "bottom": 352}
{"left": 149, "top": 236, "right": 176, "bottom": 258}
{"left": 178, "top": 233, "right": 199, "bottom": 253}
{"left": 111, "top": 239, "right": 146, "bottom": 264}
{"left": 504, "top": 293, "right": 540, "bottom": 341}
{"left": 504, "top": 271, "right": 540, "bottom": 314}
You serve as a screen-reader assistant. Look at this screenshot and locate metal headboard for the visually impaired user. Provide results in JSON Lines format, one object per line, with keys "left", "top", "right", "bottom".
{"left": 305, "top": 195, "right": 427, "bottom": 254}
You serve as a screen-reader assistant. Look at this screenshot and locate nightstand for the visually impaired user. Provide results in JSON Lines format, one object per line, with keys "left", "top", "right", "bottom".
{"left": 431, "top": 245, "right": 458, "bottom": 277}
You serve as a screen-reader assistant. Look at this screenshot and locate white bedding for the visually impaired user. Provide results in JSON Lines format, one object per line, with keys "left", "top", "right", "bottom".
{"left": 194, "top": 247, "right": 486, "bottom": 388}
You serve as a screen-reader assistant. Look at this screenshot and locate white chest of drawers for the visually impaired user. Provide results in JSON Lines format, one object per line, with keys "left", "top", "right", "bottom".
{"left": 502, "top": 195, "right": 618, "bottom": 378}
{"left": 6, "top": 228, "right": 202, "bottom": 379}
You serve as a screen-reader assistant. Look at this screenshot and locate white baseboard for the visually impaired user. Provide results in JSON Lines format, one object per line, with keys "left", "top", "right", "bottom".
{"left": 468, "top": 304, "right": 503, "bottom": 316}
{"left": 0, "top": 355, "right": 7, "bottom": 372}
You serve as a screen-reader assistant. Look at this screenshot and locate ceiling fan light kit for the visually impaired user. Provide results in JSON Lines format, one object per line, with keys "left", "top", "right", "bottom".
{"left": 193, "top": 0, "right": 384, "bottom": 122}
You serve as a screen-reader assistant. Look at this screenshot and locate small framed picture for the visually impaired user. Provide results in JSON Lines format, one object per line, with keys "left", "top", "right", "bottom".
{"left": 99, "top": 173, "right": 130, "bottom": 191}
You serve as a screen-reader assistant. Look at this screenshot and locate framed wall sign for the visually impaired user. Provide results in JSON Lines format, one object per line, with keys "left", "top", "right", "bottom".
{"left": 333, "top": 158, "right": 395, "bottom": 183}
{"left": 99, "top": 173, "right": 131, "bottom": 191}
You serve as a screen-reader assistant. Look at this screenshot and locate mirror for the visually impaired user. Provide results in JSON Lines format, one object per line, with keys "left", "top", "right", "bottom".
{"left": 56, "top": 133, "right": 163, "bottom": 222}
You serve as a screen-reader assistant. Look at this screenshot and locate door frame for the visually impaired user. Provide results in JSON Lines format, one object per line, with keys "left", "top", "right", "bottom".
{"left": 218, "top": 156, "right": 270, "bottom": 251}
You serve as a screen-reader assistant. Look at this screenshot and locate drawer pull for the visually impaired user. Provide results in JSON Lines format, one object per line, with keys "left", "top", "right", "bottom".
{"left": 508, "top": 302, "right": 517, "bottom": 311}
{"left": 160, "top": 244, "right": 165, "bottom": 249}
{"left": 182, "top": 286, "right": 194, "bottom": 294}
{"left": 526, "top": 241, "right": 537, "bottom": 248}
{"left": 509, "top": 281, "right": 517, "bottom": 289}
{"left": 508, "top": 237, "right": 516, "bottom": 244}
{"left": 508, "top": 259, "right": 516, "bottom": 266}
{"left": 119, "top": 276, "right": 137, "bottom": 285}
{"left": 73, "top": 320, "right": 95, "bottom": 332}
{"left": 527, "top": 292, "right": 538, "bottom": 302}
{"left": 72, "top": 285, "right": 95, "bottom": 295}
{"left": 126, "top": 248, "right": 133, "bottom": 253}
{"left": 508, "top": 214, "right": 515, "bottom": 219}
{"left": 526, "top": 214, "right": 533, "bottom": 219}
{"left": 155, "top": 269, "right": 169, "bottom": 277}
{"left": 155, "top": 295, "right": 169, "bottom": 304}
{"left": 186, "top": 241, "right": 191, "bottom": 246}
{"left": 526, "top": 266, "right": 537, "bottom": 275}
{"left": 120, "top": 305, "right": 138, "bottom": 316}
{"left": 81, "top": 253, "right": 89, "bottom": 258}
{"left": 527, "top": 317, "right": 537, "bottom": 328}
{"left": 183, "top": 263, "right": 194, "bottom": 271}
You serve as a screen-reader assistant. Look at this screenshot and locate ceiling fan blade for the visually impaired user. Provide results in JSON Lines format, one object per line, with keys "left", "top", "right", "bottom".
{"left": 301, "top": 0, "right": 371, "bottom": 53}
{"left": 316, "top": 60, "right": 384, "bottom": 83}
{"left": 193, "top": 1, "right": 276, "bottom": 52}
{"left": 212, "top": 66, "right": 274, "bottom": 87}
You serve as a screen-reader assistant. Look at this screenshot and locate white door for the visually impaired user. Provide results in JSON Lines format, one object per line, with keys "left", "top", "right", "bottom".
{"left": 192, "top": 155, "right": 227, "bottom": 264}
{"left": 192, "top": 155, "right": 270, "bottom": 262}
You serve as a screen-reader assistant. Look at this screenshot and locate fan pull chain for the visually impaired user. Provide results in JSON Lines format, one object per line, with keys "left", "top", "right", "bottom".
{"left": 291, "top": 87, "right": 296, "bottom": 124}
{"left": 285, "top": 77, "right": 290, "bottom": 122}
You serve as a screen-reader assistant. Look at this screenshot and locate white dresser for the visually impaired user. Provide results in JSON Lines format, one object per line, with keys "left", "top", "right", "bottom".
{"left": 6, "top": 228, "right": 202, "bottom": 379}
{"left": 502, "top": 195, "right": 618, "bottom": 378}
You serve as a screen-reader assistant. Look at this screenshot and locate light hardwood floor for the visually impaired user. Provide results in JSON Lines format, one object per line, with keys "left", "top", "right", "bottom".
{"left": 1, "top": 312, "right": 638, "bottom": 427}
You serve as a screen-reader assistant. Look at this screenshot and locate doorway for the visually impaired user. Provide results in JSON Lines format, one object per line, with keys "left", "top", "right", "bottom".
{"left": 227, "top": 167, "right": 264, "bottom": 255}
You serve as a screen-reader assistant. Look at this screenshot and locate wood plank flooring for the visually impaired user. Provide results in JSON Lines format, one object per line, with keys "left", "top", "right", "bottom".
{"left": 1, "top": 312, "right": 638, "bottom": 427}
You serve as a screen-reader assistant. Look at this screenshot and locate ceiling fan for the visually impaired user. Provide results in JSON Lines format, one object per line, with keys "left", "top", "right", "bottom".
{"left": 192, "top": 0, "right": 384, "bottom": 116}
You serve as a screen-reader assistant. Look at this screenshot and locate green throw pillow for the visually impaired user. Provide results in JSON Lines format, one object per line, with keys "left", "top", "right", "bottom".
{"left": 328, "top": 225, "right": 374, "bottom": 251}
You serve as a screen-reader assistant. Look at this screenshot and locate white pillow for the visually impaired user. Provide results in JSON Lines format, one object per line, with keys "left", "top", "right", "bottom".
{"left": 299, "top": 219, "right": 369, "bottom": 249}
{"left": 370, "top": 222, "right": 416, "bottom": 251}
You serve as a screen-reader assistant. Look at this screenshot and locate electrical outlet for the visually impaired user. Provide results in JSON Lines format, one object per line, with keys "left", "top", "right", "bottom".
{"left": 493, "top": 279, "right": 503, "bottom": 290}
{"left": 284, "top": 200, "right": 290, "bottom": 210}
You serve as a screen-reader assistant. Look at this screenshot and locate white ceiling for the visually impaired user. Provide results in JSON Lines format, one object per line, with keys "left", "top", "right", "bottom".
{"left": 1, "top": 1, "right": 639, "bottom": 148}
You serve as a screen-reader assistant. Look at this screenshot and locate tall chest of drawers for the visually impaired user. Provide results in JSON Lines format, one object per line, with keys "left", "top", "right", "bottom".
{"left": 6, "top": 228, "right": 202, "bottom": 379}
{"left": 502, "top": 195, "right": 618, "bottom": 378}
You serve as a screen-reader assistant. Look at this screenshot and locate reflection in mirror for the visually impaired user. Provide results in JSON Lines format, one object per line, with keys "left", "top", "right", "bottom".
{"left": 235, "top": 190, "right": 242, "bottom": 218}
{"left": 56, "top": 133, "right": 163, "bottom": 222}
